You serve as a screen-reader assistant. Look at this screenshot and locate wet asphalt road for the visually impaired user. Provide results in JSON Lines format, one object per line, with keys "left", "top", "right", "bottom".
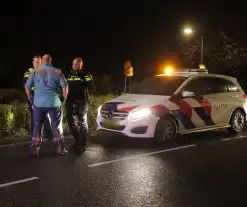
{"left": 1, "top": 130, "right": 247, "bottom": 206}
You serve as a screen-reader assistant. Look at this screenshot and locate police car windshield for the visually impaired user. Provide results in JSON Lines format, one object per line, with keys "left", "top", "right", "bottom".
{"left": 129, "top": 76, "right": 187, "bottom": 95}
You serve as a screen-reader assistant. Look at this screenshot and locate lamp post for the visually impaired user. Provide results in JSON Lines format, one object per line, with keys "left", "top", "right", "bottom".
{"left": 183, "top": 27, "right": 204, "bottom": 65}
{"left": 200, "top": 35, "right": 203, "bottom": 65}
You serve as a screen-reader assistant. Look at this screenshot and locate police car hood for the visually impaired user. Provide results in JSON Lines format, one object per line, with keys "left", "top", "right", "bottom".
{"left": 105, "top": 93, "right": 171, "bottom": 112}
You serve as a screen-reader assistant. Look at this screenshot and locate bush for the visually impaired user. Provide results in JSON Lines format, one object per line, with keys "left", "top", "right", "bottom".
{"left": 0, "top": 94, "right": 116, "bottom": 140}
{"left": 0, "top": 103, "right": 30, "bottom": 138}
{"left": 0, "top": 89, "right": 26, "bottom": 104}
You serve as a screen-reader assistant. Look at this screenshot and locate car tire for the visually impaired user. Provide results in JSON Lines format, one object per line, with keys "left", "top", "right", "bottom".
{"left": 229, "top": 109, "right": 245, "bottom": 133}
{"left": 154, "top": 115, "right": 178, "bottom": 142}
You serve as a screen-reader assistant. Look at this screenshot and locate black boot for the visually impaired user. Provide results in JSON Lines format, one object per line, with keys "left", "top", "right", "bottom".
{"left": 30, "top": 151, "right": 39, "bottom": 157}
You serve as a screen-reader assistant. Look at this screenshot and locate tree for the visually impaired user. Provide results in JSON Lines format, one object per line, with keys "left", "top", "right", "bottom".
{"left": 182, "top": 32, "right": 247, "bottom": 75}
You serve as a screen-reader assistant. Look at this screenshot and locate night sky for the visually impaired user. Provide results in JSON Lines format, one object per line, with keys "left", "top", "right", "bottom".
{"left": 0, "top": 1, "right": 246, "bottom": 88}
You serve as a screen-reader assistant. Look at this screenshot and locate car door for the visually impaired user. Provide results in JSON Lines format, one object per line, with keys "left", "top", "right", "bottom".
{"left": 204, "top": 77, "right": 239, "bottom": 125}
{"left": 177, "top": 77, "right": 211, "bottom": 129}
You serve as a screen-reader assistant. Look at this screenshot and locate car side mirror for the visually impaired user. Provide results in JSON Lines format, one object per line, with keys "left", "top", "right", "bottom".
{"left": 182, "top": 91, "right": 195, "bottom": 98}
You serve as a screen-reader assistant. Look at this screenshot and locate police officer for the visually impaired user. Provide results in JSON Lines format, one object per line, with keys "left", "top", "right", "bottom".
{"left": 66, "top": 57, "right": 95, "bottom": 153}
{"left": 25, "top": 54, "right": 69, "bottom": 156}
{"left": 23, "top": 56, "right": 52, "bottom": 142}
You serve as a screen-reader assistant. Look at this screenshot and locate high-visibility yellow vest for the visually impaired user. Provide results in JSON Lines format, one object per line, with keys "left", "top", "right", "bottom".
{"left": 24, "top": 68, "right": 35, "bottom": 90}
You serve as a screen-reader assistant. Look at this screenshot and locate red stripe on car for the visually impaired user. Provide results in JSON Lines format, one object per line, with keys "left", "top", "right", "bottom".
{"left": 193, "top": 97, "right": 212, "bottom": 116}
{"left": 152, "top": 105, "right": 169, "bottom": 116}
{"left": 171, "top": 99, "right": 193, "bottom": 118}
{"left": 119, "top": 106, "right": 139, "bottom": 112}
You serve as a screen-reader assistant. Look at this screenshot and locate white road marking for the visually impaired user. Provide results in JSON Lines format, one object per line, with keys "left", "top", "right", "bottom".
{"left": 0, "top": 177, "right": 39, "bottom": 188}
{"left": 88, "top": 144, "right": 196, "bottom": 167}
{"left": 220, "top": 135, "right": 247, "bottom": 141}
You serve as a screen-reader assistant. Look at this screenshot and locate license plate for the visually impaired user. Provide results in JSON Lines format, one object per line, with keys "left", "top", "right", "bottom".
{"left": 103, "top": 120, "right": 120, "bottom": 128}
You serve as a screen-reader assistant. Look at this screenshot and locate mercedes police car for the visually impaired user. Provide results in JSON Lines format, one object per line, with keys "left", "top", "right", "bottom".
{"left": 96, "top": 68, "right": 247, "bottom": 141}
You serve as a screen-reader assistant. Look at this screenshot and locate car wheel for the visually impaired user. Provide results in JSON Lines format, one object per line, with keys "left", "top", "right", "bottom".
{"left": 229, "top": 109, "right": 245, "bottom": 133}
{"left": 154, "top": 115, "right": 178, "bottom": 142}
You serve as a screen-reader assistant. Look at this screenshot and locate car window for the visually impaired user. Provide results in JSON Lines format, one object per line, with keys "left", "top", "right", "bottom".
{"left": 205, "top": 78, "right": 228, "bottom": 94}
{"left": 205, "top": 77, "right": 239, "bottom": 94}
{"left": 228, "top": 81, "right": 239, "bottom": 92}
{"left": 181, "top": 77, "right": 206, "bottom": 96}
{"left": 181, "top": 77, "right": 239, "bottom": 96}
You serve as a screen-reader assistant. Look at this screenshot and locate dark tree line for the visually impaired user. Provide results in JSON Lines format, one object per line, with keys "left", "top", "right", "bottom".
{"left": 182, "top": 32, "right": 247, "bottom": 76}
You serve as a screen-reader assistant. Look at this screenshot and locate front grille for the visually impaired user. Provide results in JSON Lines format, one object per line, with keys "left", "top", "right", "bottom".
{"left": 100, "top": 122, "right": 126, "bottom": 131}
{"left": 100, "top": 109, "right": 129, "bottom": 120}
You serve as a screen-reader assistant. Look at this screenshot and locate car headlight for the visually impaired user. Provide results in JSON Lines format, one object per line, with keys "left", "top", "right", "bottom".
{"left": 98, "top": 105, "right": 102, "bottom": 114}
{"left": 129, "top": 108, "right": 152, "bottom": 120}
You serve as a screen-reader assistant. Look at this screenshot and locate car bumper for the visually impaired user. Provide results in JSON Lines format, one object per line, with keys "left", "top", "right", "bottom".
{"left": 96, "top": 114, "right": 159, "bottom": 138}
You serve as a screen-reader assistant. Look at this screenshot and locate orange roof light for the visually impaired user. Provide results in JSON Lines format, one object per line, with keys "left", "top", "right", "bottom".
{"left": 164, "top": 66, "right": 173, "bottom": 76}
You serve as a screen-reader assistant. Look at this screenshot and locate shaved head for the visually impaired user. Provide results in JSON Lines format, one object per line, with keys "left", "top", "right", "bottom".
{"left": 72, "top": 57, "right": 83, "bottom": 71}
{"left": 42, "top": 54, "right": 52, "bottom": 65}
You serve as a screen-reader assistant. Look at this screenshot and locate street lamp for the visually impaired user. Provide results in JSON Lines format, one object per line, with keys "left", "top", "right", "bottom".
{"left": 184, "top": 28, "right": 193, "bottom": 35}
{"left": 183, "top": 27, "right": 204, "bottom": 65}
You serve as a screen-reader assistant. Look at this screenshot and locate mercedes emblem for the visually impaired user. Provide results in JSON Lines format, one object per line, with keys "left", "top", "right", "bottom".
{"left": 108, "top": 109, "right": 113, "bottom": 119}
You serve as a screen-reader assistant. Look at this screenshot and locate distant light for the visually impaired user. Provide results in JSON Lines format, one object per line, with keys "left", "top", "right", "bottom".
{"left": 184, "top": 28, "right": 193, "bottom": 34}
{"left": 199, "top": 64, "right": 206, "bottom": 69}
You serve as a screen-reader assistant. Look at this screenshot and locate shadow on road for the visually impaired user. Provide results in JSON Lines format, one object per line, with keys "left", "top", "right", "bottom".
{"left": 90, "top": 128, "right": 247, "bottom": 150}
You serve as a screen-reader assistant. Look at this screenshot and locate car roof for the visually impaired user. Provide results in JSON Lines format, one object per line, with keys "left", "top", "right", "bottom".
{"left": 156, "top": 69, "right": 237, "bottom": 81}
{"left": 156, "top": 68, "right": 208, "bottom": 77}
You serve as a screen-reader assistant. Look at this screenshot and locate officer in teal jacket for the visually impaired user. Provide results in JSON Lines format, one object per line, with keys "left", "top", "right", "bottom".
{"left": 25, "top": 54, "right": 69, "bottom": 156}
{"left": 23, "top": 56, "right": 52, "bottom": 141}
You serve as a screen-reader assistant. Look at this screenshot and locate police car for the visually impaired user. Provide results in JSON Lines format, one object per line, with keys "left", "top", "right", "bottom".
{"left": 96, "top": 68, "right": 247, "bottom": 141}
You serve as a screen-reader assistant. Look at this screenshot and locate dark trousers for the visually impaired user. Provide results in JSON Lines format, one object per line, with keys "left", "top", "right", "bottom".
{"left": 28, "top": 104, "right": 52, "bottom": 140}
{"left": 31, "top": 106, "right": 65, "bottom": 153}
{"left": 28, "top": 104, "right": 34, "bottom": 136}
{"left": 66, "top": 101, "right": 88, "bottom": 147}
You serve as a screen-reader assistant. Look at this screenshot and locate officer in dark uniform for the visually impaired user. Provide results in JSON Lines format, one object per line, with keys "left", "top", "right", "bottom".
{"left": 66, "top": 57, "right": 95, "bottom": 153}
{"left": 23, "top": 56, "right": 52, "bottom": 141}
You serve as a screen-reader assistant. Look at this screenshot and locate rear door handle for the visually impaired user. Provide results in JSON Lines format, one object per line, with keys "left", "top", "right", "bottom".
{"left": 199, "top": 96, "right": 210, "bottom": 101}
{"left": 228, "top": 95, "right": 239, "bottom": 98}
{"left": 204, "top": 97, "right": 214, "bottom": 102}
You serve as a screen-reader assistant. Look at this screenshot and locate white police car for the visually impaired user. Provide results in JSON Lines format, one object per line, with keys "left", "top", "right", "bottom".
{"left": 96, "top": 68, "right": 247, "bottom": 141}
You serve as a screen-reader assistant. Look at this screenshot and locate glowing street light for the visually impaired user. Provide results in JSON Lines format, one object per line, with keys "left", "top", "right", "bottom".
{"left": 184, "top": 28, "right": 193, "bottom": 35}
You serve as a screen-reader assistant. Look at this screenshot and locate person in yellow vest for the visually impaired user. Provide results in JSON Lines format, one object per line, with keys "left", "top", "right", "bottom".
{"left": 23, "top": 55, "right": 52, "bottom": 142}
